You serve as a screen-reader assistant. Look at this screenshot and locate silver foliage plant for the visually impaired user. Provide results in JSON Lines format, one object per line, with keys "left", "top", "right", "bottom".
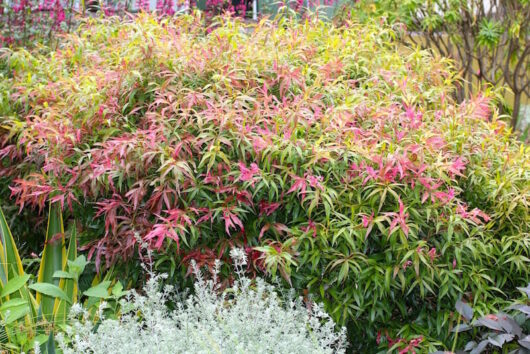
{"left": 56, "top": 248, "right": 347, "bottom": 354}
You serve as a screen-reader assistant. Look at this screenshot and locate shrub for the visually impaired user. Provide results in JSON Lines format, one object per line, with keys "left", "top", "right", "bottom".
{"left": 0, "top": 14, "right": 528, "bottom": 350}
{"left": 57, "top": 249, "right": 347, "bottom": 353}
{"left": 337, "top": 0, "right": 530, "bottom": 129}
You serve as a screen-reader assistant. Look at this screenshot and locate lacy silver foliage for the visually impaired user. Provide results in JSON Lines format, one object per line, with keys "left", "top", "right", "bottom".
{"left": 57, "top": 249, "right": 347, "bottom": 354}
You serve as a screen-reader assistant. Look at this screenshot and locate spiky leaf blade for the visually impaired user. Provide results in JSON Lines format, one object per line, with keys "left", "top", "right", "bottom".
{"left": 0, "top": 207, "right": 24, "bottom": 285}
{"left": 53, "top": 227, "right": 78, "bottom": 324}
{"left": 37, "top": 203, "right": 66, "bottom": 320}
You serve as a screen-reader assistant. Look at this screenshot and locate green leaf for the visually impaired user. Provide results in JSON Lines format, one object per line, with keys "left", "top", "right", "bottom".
{"left": 67, "top": 255, "right": 87, "bottom": 277}
{"left": 53, "top": 270, "right": 74, "bottom": 279}
{"left": 29, "top": 283, "right": 71, "bottom": 304}
{"left": 37, "top": 203, "right": 66, "bottom": 320}
{"left": 0, "top": 298, "right": 27, "bottom": 311}
{"left": 1, "top": 302, "right": 30, "bottom": 324}
{"left": 84, "top": 281, "right": 112, "bottom": 299}
{"left": 0, "top": 274, "right": 30, "bottom": 298}
{"left": 112, "top": 282, "right": 124, "bottom": 297}
{"left": 45, "top": 331, "right": 56, "bottom": 354}
{"left": 55, "top": 228, "right": 79, "bottom": 325}
{"left": 0, "top": 207, "right": 25, "bottom": 285}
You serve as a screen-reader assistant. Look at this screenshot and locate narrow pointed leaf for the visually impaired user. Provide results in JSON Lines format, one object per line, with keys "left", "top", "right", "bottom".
{"left": 37, "top": 203, "right": 66, "bottom": 320}
{"left": 0, "top": 207, "right": 24, "bottom": 284}
{"left": 46, "top": 331, "right": 56, "bottom": 354}
{"left": 53, "top": 271, "right": 74, "bottom": 279}
{"left": 54, "top": 227, "right": 78, "bottom": 324}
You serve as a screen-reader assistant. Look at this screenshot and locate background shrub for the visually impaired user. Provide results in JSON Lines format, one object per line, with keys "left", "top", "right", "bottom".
{"left": 335, "top": 0, "right": 530, "bottom": 131}
{"left": 0, "top": 14, "right": 528, "bottom": 350}
{"left": 0, "top": 0, "right": 130, "bottom": 48}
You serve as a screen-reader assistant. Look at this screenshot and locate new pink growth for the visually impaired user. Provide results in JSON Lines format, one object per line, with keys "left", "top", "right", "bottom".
{"left": 223, "top": 208, "right": 244, "bottom": 235}
{"left": 385, "top": 198, "right": 409, "bottom": 236}
{"left": 403, "top": 104, "right": 423, "bottom": 129}
{"left": 402, "top": 260, "right": 412, "bottom": 270}
{"left": 95, "top": 194, "right": 132, "bottom": 236}
{"left": 448, "top": 157, "right": 467, "bottom": 178}
{"left": 252, "top": 136, "right": 269, "bottom": 154}
{"left": 456, "top": 204, "right": 490, "bottom": 224}
{"left": 307, "top": 174, "right": 324, "bottom": 190}
{"left": 287, "top": 173, "right": 324, "bottom": 200}
{"left": 433, "top": 188, "right": 455, "bottom": 204}
{"left": 362, "top": 213, "right": 374, "bottom": 228}
{"left": 361, "top": 212, "right": 374, "bottom": 239}
{"left": 239, "top": 162, "right": 260, "bottom": 184}
{"left": 427, "top": 247, "right": 437, "bottom": 262}
{"left": 144, "top": 209, "right": 192, "bottom": 250}
{"left": 259, "top": 200, "right": 281, "bottom": 216}
{"left": 301, "top": 219, "right": 317, "bottom": 238}
{"left": 470, "top": 94, "right": 492, "bottom": 120}
{"left": 418, "top": 177, "right": 442, "bottom": 204}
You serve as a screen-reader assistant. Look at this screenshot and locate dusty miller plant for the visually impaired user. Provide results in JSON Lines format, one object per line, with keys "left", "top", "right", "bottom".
{"left": 56, "top": 248, "right": 347, "bottom": 354}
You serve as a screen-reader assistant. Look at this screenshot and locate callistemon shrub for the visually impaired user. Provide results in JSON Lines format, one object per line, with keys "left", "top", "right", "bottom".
{"left": 0, "top": 13, "right": 528, "bottom": 351}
